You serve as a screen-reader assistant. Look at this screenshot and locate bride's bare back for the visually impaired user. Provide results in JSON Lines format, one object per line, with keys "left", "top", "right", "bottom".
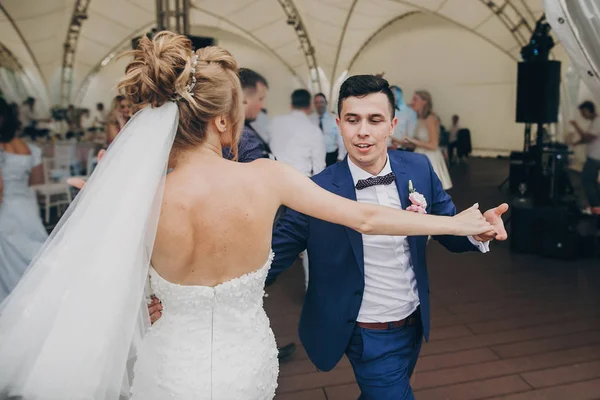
{"left": 152, "top": 156, "right": 279, "bottom": 286}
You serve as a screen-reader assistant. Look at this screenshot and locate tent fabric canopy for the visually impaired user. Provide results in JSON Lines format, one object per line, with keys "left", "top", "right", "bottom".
{"left": 0, "top": 0, "right": 545, "bottom": 106}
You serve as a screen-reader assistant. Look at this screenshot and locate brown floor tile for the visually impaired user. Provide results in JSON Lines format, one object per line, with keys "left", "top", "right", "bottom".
{"left": 429, "top": 324, "right": 474, "bottom": 340}
{"left": 414, "top": 375, "right": 531, "bottom": 400}
{"left": 279, "top": 359, "right": 318, "bottom": 377}
{"left": 520, "top": 359, "right": 600, "bottom": 388}
{"left": 324, "top": 383, "right": 361, "bottom": 400}
{"left": 277, "top": 368, "right": 356, "bottom": 394}
{"left": 274, "top": 389, "right": 327, "bottom": 400}
{"left": 490, "top": 329, "right": 600, "bottom": 359}
{"left": 421, "top": 317, "right": 600, "bottom": 356}
{"left": 413, "top": 344, "right": 600, "bottom": 390}
{"left": 466, "top": 306, "right": 600, "bottom": 335}
{"left": 415, "top": 348, "right": 500, "bottom": 372}
{"left": 489, "top": 378, "right": 600, "bottom": 400}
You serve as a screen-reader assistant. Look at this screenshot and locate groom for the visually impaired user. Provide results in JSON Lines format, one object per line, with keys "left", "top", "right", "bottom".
{"left": 266, "top": 75, "right": 507, "bottom": 399}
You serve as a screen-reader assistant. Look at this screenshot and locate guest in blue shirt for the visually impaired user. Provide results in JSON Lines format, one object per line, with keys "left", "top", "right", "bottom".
{"left": 310, "top": 93, "right": 346, "bottom": 166}
{"left": 389, "top": 85, "right": 417, "bottom": 151}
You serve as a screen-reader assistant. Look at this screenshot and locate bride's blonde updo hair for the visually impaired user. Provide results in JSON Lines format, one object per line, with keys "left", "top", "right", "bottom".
{"left": 117, "top": 31, "right": 244, "bottom": 156}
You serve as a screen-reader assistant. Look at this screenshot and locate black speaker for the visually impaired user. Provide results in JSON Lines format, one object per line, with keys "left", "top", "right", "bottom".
{"left": 516, "top": 61, "right": 561, "bottom": 124}
{"left": 132, "top": 35, "right": 144, "bottom": 50}
{"left": 508, "top": 151, "right": 534, "bottom": 195}
{"left": 189, "top": 35, "right": 214, "bottom": 50}
{"left": 510, "top": 200, "right": 582, "bottom": 259}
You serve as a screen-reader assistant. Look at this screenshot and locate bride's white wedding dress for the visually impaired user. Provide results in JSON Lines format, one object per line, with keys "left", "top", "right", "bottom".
{"left": 130, "top": 251, "right": 279, "bottom": 400}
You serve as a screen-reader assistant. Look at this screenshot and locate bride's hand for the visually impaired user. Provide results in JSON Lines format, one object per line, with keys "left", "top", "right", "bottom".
{"left": 452, "top": 203, "right": 495, "bottom": 236}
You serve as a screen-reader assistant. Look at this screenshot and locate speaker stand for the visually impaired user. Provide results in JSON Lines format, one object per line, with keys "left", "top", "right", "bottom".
{"left": 498, "top": 176, "right": 509, "bottom": 192}
{"left": 523, "top": 123, "right": 532, "bottom": 152}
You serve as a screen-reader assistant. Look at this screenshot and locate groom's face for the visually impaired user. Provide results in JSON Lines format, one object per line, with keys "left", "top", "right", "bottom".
{"left": 337, "top": 93, "right": 397, "bottom": 173}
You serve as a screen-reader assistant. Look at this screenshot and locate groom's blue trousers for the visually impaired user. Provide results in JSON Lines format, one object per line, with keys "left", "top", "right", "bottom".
{"left": 345, "top": 315, "right": 423, "bottom": 400}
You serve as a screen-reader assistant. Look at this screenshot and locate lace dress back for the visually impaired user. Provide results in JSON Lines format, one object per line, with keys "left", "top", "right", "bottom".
{"left": 130, "top": 251, "right": 279, "bottom": 400}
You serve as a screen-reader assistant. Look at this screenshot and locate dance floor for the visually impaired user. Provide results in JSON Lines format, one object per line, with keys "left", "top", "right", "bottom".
{"left": 266, "top": 157, "right": 600, "bottom": 400}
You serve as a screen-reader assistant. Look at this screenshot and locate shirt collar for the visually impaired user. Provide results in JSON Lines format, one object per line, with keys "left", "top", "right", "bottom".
{"left": 312, "top": 112, "right": 334, "bottom": 120}
{"left": 347, "top": 156, "right": 392, "bottom": 186}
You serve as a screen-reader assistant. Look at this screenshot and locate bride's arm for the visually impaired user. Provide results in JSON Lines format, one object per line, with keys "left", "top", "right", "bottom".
{"left": 257, "top": 159, "right": 491, "bottom": 237}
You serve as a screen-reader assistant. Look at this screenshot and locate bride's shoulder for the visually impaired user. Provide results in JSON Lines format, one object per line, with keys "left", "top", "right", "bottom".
{"left": 244, "top": 158, "right": 291, "bottom": 184}
{"left": 246, "top": 157, "right": 278, "bottom": 172}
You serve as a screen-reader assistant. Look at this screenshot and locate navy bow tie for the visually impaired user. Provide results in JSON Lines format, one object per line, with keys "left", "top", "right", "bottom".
{"left": 355, "top": 172, "right": 396, "bottom": 190}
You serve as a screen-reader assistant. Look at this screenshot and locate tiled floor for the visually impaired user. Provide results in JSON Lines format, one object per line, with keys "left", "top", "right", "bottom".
{"left": 265, "top": 158, "right": 600, "bottom": 400}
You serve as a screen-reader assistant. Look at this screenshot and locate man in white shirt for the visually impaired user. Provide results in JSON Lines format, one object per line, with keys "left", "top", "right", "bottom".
{"left": 268, "top": 75, "right": 508, "bottom": 399}
{"left": 270, "top": 89, "right": 326, "bottom": 177}
{"left": 310, "top": 93, "right": 346, "bottom": 165}
{"left": 270, "top": 89, "right": 326, "bottom": 289}
{"left": 571, "top": 101, "right": 600, "bottom": 215}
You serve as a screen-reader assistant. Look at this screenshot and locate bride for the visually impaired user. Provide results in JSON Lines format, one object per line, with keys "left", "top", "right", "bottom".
{"left": 0, "top": 31, "right": 493, "bottom": 400}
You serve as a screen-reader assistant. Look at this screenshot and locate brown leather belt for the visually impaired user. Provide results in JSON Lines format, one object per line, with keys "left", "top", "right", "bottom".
{"left": 356, "top": 313, "right": 419, "bottom": 331}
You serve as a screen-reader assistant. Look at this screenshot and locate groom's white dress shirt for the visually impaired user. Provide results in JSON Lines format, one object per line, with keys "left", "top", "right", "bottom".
{"left": 347, "top": 157, "right": 489, "bottom": 323}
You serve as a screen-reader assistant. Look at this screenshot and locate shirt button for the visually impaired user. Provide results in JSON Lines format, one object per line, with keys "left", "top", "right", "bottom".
{"left": 347, "top": 319, "right": 355, "bottom": 324}
{"left": 354, "top": 290, "right": 362, "bottom": 296}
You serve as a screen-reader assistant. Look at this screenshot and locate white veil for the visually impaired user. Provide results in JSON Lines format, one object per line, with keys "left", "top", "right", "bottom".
{"left": 0, "top": 102, "right": 179, "bottom": 399}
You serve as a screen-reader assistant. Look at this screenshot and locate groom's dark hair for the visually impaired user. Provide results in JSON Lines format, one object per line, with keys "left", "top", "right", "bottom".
{"left": 337, "top": 75, "right": 395, "bottom": 118}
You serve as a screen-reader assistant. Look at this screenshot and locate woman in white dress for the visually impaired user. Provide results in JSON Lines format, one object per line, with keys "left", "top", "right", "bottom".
{"left": 406, "top": 90, "right": 453, "bottom": 190}
{"left": 0, "top": 32, "right": 492, "bottom": 400}
{"left": 0, "top": 97, "right": 48, "bottom": 303}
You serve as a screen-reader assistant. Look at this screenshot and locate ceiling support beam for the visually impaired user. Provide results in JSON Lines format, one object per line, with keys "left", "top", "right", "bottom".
{"left": 60, "top": 0, "right": 92, "bottom": 105}
{"left": 277, "top": 0, "right": 322, "bottom": 92}
{"left": 156, "top": 0, "right": 190, "bottom": 35}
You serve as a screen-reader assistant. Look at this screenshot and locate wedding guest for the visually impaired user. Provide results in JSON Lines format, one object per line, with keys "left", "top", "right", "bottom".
{"left": 405, "top": 90, "right": 453, "bottom": 190}
{"left": 106, "top": 95, "right": 132, "bottom": 145}
{"left": 570, "top": 101, "right": 600, "bottom": 215}
{"left": 0, "top": 97, "right": 48, "bottom": 302}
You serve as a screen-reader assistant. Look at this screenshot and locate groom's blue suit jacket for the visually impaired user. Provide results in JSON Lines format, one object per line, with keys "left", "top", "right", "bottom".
{"left": 267, "top": 150, "right": 480, "bottom": 372}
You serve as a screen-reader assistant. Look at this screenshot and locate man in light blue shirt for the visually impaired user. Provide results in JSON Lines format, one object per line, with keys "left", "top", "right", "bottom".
{"left": 310, "top": 93, "right": 346, "bottom": 166}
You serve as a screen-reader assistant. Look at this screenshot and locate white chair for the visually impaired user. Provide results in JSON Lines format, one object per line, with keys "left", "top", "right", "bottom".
{"left": 31, "top": 157, "right": 73, "bottom": 224}
{"left": 52, "top": 142, "right": 78, "bottom": 180}
{"left": 65, "top": 147, "right": 98, "bottom": 184}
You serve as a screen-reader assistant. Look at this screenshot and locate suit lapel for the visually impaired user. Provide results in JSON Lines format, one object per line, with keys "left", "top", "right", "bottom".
{"left": 390, "top": 153, "right": 409, "bottom": 210}
{"left": 390, "top": 152, "right": 420, "bottom": 266}
{"left": 332, "top": 161, "right": 364, "bottom": 275}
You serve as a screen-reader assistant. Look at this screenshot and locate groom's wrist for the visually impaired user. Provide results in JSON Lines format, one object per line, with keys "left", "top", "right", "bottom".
{"left": 468, "top": 236, "right": 490, "bottom": 253}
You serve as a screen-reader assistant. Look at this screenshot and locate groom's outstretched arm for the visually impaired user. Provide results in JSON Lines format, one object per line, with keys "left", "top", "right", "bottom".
{"left": 267, "top": 208, "right": 309, "bottom": 286}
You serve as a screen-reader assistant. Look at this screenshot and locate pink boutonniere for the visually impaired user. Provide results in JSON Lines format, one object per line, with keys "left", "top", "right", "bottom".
{"left": 406, "top": 180, "right": 427, "bottom": 214}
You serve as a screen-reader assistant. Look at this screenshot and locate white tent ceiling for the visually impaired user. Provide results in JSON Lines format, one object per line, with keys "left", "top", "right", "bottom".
{"left": 0, "top": 0, "right": 546, "bottom": 106}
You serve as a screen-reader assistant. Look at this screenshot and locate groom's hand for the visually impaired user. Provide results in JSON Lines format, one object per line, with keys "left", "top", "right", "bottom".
{"left": 473, "top": 203, "right": 509, "bottom": 242}
{"left": 148, "top": 295, "right": 163, "bottom": 324}
{"left": 66, "top": 149, "right": 106, "bottom": 190}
